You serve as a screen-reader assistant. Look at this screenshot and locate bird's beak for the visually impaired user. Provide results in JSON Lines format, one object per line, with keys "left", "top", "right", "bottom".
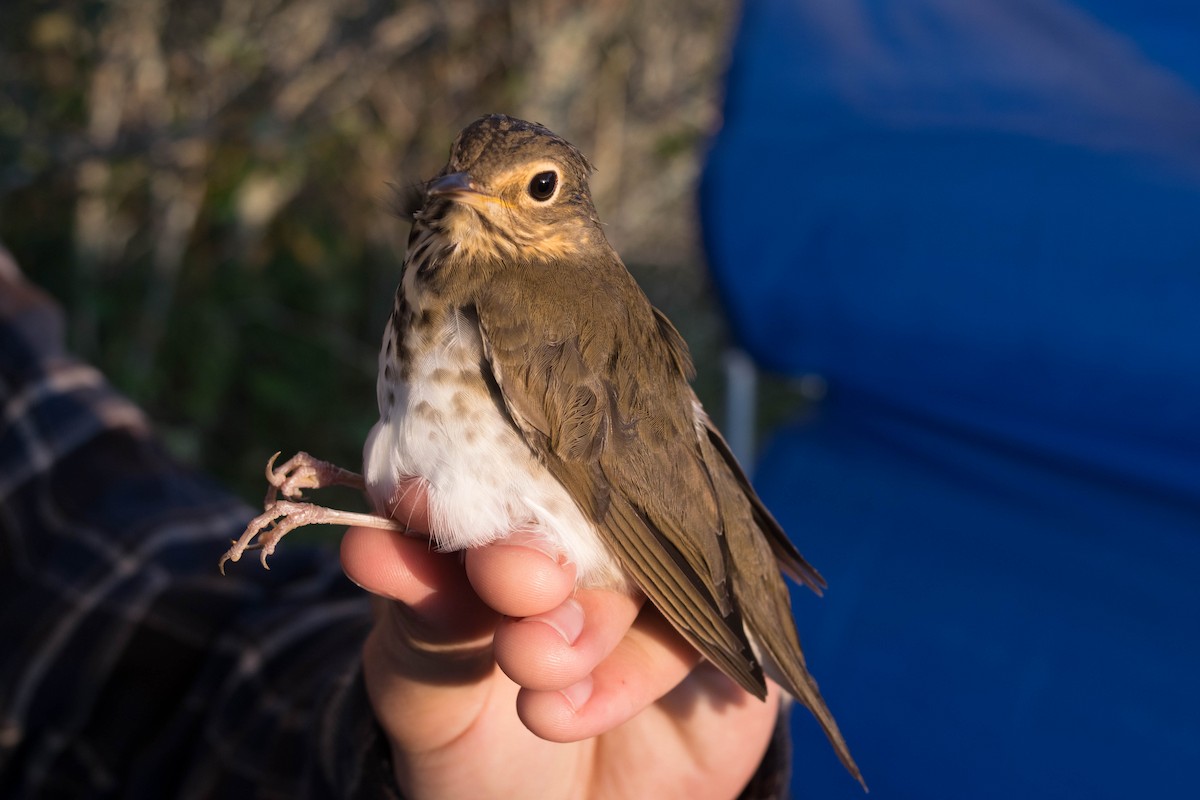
{"left": 426, "top": 171, "right": 478, "bottom": 198}
{"left": 425, "top": 170, "right": 504, "bottom": 215}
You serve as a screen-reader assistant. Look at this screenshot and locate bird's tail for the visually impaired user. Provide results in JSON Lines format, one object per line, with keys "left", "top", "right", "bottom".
{"left": 751, "top": 606, "right": 868, "bottom": 792}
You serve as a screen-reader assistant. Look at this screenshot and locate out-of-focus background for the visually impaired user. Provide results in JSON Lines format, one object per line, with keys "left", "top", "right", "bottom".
{"left": 0, "top": 0, "right": 768, "bottom": 501}
{"left": 701, "top": 2, "right": 1200, "bottom": 798}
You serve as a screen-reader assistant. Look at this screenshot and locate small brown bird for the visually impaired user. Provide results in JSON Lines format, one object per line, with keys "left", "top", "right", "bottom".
{"left": 221, "top": 114, "right": 863, "bottom": 787}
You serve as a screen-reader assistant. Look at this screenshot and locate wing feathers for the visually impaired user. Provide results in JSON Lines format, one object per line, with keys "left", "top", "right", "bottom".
{"left": 475, "top": 297, "right": 766, "bottom": 695}
{"left": 602, "top": 494, "right": 766, "bottom": 698}
{"left": 473, "top": 286, "right": 860, "bottom": 782}
{"left": 701, "top": 416, "right": 826, "bottom": 595}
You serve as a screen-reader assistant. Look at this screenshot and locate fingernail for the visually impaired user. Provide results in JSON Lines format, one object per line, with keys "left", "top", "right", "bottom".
{"left": 560, "top": 674, "right": 593, "bottom": 713}
{"left": 525, "top": 598, "right": 584, "bottom": 646}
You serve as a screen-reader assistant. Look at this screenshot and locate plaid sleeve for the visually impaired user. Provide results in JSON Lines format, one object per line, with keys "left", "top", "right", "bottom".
{"left": 0, "top": 248, "right": 401, "bottom": 799}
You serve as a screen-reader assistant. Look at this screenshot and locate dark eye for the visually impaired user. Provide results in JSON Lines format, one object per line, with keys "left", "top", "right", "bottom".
{"left": 528, "top": 171, "right": 558, "bottom": 201}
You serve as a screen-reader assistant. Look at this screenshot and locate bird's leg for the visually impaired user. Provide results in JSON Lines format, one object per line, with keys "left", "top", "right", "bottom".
{"left": 219, "top": 500, "right": 407, "bottom": 574}
{"left": 219, "top": 451, "right": 408, "bottom": 574}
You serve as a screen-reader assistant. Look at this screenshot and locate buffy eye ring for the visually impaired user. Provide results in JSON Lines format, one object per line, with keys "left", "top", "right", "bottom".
{"left": 528, "top": 171, "right": 558, "bottom": 202}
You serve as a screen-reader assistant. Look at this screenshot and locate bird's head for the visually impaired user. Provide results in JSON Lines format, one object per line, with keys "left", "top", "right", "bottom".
{"left": 416, "top": 114, "right": 602, "bottom": 263}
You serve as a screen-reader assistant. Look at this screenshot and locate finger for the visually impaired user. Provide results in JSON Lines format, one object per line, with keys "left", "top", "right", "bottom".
{"left": 464, "top": 532, "right": 578, "bottom": 618}
{"left": 515, "top": 603, "right": 719, "bottom": 742}
{"left": 341, "top": 525, "right": 495, "bottom": 643}
{"left": 492, "top": 587, "right": 643, "bottom": 691}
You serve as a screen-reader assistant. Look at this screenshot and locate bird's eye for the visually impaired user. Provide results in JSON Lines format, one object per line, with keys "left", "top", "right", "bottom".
{"left": 528, "top": 171, "right": 558, "bottom": 202}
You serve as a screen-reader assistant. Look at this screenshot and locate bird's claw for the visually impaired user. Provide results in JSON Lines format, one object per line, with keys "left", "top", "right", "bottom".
{"left": 218, "top": 502, "right": 292, "bottom": 574}
{"left": 264, "top": 450, "right": 315, "bottom": 504}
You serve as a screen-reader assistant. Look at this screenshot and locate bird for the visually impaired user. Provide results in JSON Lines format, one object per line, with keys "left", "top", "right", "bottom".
{"left": 220, "top": 113, "right": 864, "bottom": 788}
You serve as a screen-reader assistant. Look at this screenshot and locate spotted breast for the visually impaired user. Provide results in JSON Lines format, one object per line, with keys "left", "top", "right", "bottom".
{"left": 362, "top": 229, "right": 628, "bottom": 590}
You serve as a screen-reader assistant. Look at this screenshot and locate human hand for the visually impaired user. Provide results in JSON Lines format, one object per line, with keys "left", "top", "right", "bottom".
{"left": 340, "top": 479, "right": 782, "bottom": 799}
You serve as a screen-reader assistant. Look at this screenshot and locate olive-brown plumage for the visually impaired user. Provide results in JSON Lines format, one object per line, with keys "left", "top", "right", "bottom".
{"left": 221, "top": 114, "right": 863, "bottom": 788}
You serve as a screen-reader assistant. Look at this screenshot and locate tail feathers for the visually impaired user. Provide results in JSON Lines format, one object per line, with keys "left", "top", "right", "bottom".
{"left": 755, "top": 621, "right": 869, "bottom": 792}
{"left": 696, "top": 413, "right": 865, "bottom": 788}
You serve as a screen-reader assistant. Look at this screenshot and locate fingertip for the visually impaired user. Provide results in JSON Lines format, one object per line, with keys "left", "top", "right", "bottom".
{"left": 465, "top": 538, "right": 576, "bottom": 618}
{"left": 515, "top": 684, "right": 591, "bottom": 743}
{"left": 515, "top": 672, "right": 634, "bottom": 743}
{"left": 339, "top": 525, "right": 459, "bottom": 606}
{"left": 510, "top": 601, "right": 706, "bottom": 741}
{"left": 493, "top": 588, "right": 642, "bottom": 691}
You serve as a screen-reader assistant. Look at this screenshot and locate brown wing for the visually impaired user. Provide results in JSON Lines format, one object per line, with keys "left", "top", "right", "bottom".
{"left": 474, "top": 270, "right": 768, "bottom": 698}
{"left": 701, "top": 416, "right": 826, "bottom": 594}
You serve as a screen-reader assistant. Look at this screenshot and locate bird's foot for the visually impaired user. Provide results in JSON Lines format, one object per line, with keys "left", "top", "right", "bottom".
{"left": 263, "top": 450, "right": 366, "bottom": 505}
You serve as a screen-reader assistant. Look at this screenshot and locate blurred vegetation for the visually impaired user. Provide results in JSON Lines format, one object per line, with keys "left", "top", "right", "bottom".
{"left": 0, "top": 0, "right": 801, "bottom": 506}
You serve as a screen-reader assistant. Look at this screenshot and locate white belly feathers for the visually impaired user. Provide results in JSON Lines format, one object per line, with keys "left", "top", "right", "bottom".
{"left": 362, "top": 308, "right": 625, "bottom": 588}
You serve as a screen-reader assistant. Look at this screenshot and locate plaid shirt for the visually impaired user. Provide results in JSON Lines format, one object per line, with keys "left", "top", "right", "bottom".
{"left": 0, "top": 248, "right": 789, "bottom": 799}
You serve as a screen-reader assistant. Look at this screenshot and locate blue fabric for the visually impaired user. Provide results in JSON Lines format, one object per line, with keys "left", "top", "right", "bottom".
{"left": 700, "top": 1, "right": 1200, "bottom": 797}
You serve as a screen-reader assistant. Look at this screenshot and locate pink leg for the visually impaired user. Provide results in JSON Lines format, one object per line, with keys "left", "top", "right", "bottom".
{"left": 219, "top": 500, "right": 409, "bottom": 574}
